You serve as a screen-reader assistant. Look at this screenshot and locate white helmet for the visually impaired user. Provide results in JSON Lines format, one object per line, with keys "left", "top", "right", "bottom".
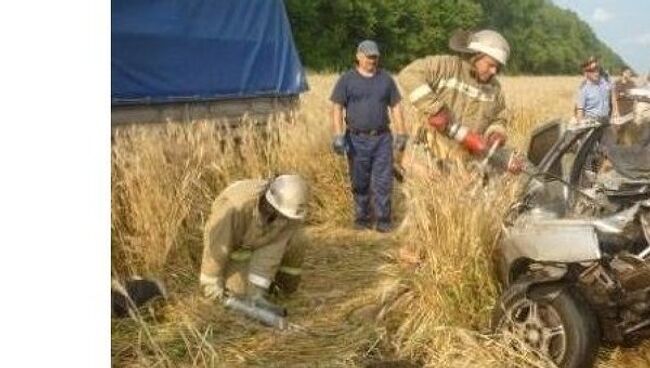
{"left": 265, "top": 174, "right": 310, "bottom": 220}
{"left": 449, "top": 29, "right": 510, "bottom": 65}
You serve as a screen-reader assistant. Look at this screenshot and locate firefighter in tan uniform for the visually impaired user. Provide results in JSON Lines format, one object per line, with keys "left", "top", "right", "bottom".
{"left": 200, "top": 174, "right": 309, "bottom": 316}
{"left": 397, "top": 29, "right": 514, "bottom": 176}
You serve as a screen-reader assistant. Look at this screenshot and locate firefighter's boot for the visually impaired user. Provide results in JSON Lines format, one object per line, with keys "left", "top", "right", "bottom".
{"left": 247, "top": 283, "right": 287, "bottom": 317}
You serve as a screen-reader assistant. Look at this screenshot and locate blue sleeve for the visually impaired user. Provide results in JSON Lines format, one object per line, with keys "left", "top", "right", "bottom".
{"left": 604, "top": 79, "right": 613, "bottom": 91}
{"left": 576, "top": 86, "right": 586, "bottom": 109}
{"left": 388, "top": 76, "right": 401, "bottom": 107}
{"left": 330, "top": 73, "right": 348, "bottom": 105}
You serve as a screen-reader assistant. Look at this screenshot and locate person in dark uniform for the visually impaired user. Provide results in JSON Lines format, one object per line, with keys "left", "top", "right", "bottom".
{"left": 330, "top": 40, "right": 407, "bottom": 233}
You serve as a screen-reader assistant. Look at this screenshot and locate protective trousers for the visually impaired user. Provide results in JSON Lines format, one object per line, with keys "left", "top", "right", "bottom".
{"left": 222, "top": 240, "right": 286, "bottom": 296}
{"left": 225, "top": 238, "right": 305, "bottom": 296}
{"left": 346, "top": 131, "right": 393, "bottom": 227}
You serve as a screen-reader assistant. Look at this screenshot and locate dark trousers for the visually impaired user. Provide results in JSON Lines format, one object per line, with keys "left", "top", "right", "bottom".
{"left": 346, "top": 131, "right": 393, "bottom": 226}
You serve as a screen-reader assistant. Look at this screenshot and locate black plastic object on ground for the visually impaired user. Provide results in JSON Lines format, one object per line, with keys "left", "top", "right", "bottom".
{"left": 111, "top": 278, "right": 166, "bottom": 318}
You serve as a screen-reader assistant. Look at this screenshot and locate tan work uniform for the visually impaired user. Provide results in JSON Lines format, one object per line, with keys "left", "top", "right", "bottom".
{"left": 614, "top": 79, "right": 639, "bottom": 145}
{"left": 615, "top": 79, "right": 636, "bottom": 117}
{"left": 200, "top": 179, "right": 303, "bottom": 296}
{"left": 630, "top": 99, "right": 650, "bottom": 146}
{"left": 397, "top": 55, "right": 507, "bottom": 168}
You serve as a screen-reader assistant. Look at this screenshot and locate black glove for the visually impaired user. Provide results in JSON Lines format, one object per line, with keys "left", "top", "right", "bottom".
{"left": 331, "top": 134, "right": 347, "bottom": 155}
{"left": 393, "top": 134, "right": 409, "bottom": 152}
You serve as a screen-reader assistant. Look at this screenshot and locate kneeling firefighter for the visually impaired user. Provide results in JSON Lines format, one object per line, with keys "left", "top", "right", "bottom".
{"left": 199, "top": 174, "right": 309, "bottom": 327}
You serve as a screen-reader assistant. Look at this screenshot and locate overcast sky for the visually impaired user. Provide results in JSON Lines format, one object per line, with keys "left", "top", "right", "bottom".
{"left": 551, "top": 0, "right": 649, "bottom": 74}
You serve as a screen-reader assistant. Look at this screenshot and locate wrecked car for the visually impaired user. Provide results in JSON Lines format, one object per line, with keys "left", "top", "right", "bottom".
{"left": 492, "top": 115, "right": 650, "bottom": 368}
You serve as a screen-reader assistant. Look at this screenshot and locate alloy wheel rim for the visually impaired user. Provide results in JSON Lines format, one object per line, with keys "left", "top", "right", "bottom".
{"left": 498, "top": 297, "right": 567, "bottom": 363}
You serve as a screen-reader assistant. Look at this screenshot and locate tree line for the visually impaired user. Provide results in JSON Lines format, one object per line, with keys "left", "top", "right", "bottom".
{"left": 284, "top": 0, "right": 628, "bottom": 75}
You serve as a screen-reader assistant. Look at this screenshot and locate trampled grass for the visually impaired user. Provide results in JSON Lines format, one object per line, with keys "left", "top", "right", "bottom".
{"left": 111, "top": 75, "right": 650, "bottom": 367}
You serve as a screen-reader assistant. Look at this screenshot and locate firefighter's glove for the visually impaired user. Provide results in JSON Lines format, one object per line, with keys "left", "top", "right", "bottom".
{"left": 427, "top": 107, "right": 451, "bottom": 132}
{"left": 200, "top": 274, "right": 225, "bottom": 301}
{"left": 393, "top": 134, "right": 409, "bottom": 152}
{"left": 507, "top": 152, "right": 527, "bottom": 175}
{"left": 486, "top": 132, "right": 507, "bottom": 148}
{"left": 331, "top": 134, "right": 347, "bottom": 156}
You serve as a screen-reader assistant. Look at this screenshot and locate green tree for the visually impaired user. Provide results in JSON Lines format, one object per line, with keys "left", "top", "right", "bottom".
{"left": 476, "top": 0, "right": 627, "bottom": 74}
{"left": 284, "top": 0, "right": 628, "bottom": 74}
{"left": 285, "top": 0, "right": 482, "bottom": 71}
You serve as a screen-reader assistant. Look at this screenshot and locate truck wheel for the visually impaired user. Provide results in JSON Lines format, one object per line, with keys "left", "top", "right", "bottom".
{"left": 492, "top": 285, "right": 600, "bottom": 368}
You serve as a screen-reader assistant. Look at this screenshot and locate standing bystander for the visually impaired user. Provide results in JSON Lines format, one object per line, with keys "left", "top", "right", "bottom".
{"left": 613, "top": 67, "right": 638, "bottom": 144}
{"left": 575, "top": 56, "right": 617, "bottom": 123}
{"left": 330, "top": 40, "right": 407, "bottom": 233}
{"left": 614, "top": 67, "right": 637, "bottom": 119}
{"left": 575, "top": 56, "right": 619, "bottom": 149}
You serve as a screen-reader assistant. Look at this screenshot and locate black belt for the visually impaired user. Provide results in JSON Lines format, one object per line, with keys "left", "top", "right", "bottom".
{"left": 347, "top": 127, "right": 390, "bottom": 136}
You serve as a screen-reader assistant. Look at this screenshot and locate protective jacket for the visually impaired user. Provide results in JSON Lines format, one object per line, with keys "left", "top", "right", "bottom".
{"left": 200, "top": 179, "right": 303, "bottom": 294}
{"left": 397, "top": 55, "right": 507, "bottom": 161}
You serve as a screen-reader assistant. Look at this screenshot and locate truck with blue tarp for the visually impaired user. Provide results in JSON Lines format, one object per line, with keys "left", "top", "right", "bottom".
{"left": 111, "top": 0, "right": 308, "bottom": 124}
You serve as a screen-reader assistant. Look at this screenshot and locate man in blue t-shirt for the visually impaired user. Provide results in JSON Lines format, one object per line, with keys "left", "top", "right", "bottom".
{"left": 575, "top": 56, "right": 617, "bottom": 122}
{"left": 329, "top": 40, "right": 407, "bottom": 233}
{"left": 575, "top": 56, "right": 619, "bottom": 149}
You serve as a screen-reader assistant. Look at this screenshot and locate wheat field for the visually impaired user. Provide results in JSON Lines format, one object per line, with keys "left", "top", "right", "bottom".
{"left": 111, "top": 74, "right": 650, "bottom": 367}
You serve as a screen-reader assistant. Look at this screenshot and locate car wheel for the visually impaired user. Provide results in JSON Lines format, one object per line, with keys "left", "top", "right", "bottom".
{"left": 492, "top": 285, "right": 600, "bottom": 368}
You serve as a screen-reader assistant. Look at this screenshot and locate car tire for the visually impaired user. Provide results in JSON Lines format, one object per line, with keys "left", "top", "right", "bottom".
{"left": 492, "top": 284, "right": 600, "bottom": 368}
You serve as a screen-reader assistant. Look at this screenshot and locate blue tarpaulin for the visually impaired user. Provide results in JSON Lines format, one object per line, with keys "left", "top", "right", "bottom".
{"left": 112, "top": 0, "right": 308, "bottom": 105}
